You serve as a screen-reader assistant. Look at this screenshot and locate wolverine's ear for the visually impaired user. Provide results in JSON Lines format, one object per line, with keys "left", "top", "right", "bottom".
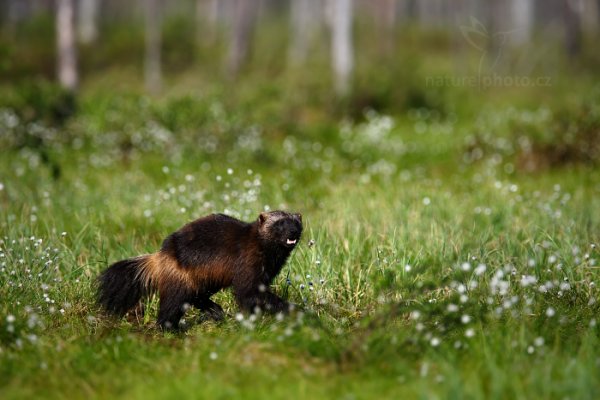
{"left": 294, "top": 213, "right": 302, "bottom": 223}
{"left": 259, "top": 212, "right": 268, "bottom": 225}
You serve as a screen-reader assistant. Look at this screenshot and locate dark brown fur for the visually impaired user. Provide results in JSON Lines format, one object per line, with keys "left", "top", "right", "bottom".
{"left": 97, "top": 211, "right": 302, "bottom": 330}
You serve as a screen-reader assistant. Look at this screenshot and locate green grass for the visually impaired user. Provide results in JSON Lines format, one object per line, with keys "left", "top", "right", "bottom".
{"left": 2, "top": 90, "right": 599, "bottom": 398}
{"left": 1, "top": 25, "right": 600, "bottom": 397}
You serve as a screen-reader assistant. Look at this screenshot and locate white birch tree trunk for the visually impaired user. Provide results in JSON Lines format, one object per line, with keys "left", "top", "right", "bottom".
{"left": 145, "top": 0, "right": 162, "bottom": 93}
{"left": 289, "top": 0, "right": 318, "bottom": 66}
{"left": 227, "top": 0, "right": 258, "bottom": 78}
{"left": 78, "top": 0, "right": 99, "bottom": 44}
{"left": 197, "top": 0, "right": 221, "bottom": 45}
{"left": 330, "top": 0, "right": 353, "bottom": 96}
{"left": 56, "top": 0, "right": 78, "bottom": 91}
{"left": 510, "top": 0, "right": 533, "bottom": 45}
{"left": 581, "top": 0, "right": 599, "bottom": 32}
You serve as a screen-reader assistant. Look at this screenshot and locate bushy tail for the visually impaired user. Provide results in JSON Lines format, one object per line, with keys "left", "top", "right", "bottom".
{"left": 97, "top": 255, "right": 152, "bottom": 316}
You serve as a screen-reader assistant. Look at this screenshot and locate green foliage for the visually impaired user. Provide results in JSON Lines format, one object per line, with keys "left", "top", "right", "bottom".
{"left": 161, "top": 16, "right": 197, "bottom": 72}
{"left": 80, "top": 23, "right": 145, "bottom": 72}
{"left": 1, "top": 16, "right": 600, "bottom": 400}
{"left": 0, "top": 14, "right": 55, "bottom": 79}
{"left": 0, "top": 80, "right": 76, "bottom": 126}
{"left": 464, "top": 88, "right": 600, "bottom": 172}
{"left": 1, "top": 80, "right": 599, "bottom": 397}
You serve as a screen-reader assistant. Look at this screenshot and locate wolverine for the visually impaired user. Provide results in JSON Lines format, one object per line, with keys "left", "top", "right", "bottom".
{"left": 97, "top": 210, "right": 303, "bottom": 330}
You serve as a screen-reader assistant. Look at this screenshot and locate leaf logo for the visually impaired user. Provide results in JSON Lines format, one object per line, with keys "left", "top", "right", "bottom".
{"left": 460, "top": 16, "right": 524, "bottom": 77}
{"left": 460, "top": 16, "right": 488, "bottom": 52}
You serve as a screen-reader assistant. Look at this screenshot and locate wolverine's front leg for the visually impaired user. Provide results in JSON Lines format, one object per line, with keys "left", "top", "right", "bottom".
{"left": 233, "top": 281, "right": 289, "bottom": 314}
{"left": 261, "top": 291, "right": 290, "bottom": 313}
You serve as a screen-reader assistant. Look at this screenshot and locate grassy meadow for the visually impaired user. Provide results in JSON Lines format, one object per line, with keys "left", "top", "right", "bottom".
{"left": 1, "top": 17, "right": 600, "bottom": 399}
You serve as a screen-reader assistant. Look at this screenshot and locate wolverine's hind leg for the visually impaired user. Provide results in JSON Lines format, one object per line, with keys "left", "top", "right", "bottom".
{"left": 125, "top": 302, "right": 145, "bottom": 324}
{"left": 157, "top": 283, "right": 193, "bottom": 330}
{"left": 193, "top": 297, "right": 225, "bottom": 322}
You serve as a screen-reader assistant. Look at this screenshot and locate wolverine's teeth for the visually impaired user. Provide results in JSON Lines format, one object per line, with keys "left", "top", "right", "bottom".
{"left": 286, "top": 239, "right": 297, "bottom": 245}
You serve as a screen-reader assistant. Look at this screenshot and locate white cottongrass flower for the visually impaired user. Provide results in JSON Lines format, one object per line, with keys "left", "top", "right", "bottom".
{"left": 447, "top": 304, "right": 459, "bottom": 313}
{"left": 410, "top": 311, "right": 421, "bottom": 320}
{"left": 520, "top": 275, "right": 537, "bottom": 287}
{"left": 474, "top": 264, "right": 487, "bottom": 276}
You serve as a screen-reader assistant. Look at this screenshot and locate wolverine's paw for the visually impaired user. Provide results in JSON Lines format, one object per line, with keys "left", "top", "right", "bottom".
{"left": 202, "top": 306, "right": 226, "bottom": 322}
{"left": 281, "top": 302, "right": 302, "bottom": 314}
{"left": 125, "top": 302, "right": 145, "bottom": 324}
{"left": 272, "top": 303, "right": 301, "bottom": 321}
{"left": 264, "top": 300, "right": 296, "bottom": 314}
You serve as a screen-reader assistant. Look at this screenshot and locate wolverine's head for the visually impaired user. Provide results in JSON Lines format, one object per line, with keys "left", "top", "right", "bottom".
{"left": 258, "top": 210, "right": 303, "bottom": 248}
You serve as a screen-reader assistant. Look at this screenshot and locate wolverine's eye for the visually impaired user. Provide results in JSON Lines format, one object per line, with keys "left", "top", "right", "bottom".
{"left": 273, "top": 221, "right": 285, "bottom": 234}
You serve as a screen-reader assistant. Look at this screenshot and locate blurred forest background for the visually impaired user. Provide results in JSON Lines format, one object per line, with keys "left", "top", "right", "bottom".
{"left": 2, "top": 0, "right": 600, "bottom": 176}
{"left": 2, "top": 0, "right": 600, "bottom": 99}
{"left": 2, "top": 2, "right": 600, "bottom": 399}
